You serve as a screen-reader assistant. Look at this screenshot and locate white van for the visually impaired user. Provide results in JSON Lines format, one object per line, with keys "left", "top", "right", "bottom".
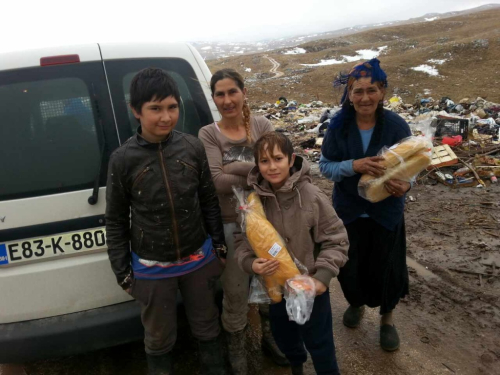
{"left": 0, "top": 43, "right": 220, "bottom": 363}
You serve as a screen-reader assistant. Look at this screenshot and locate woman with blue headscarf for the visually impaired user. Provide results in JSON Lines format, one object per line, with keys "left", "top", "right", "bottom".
{"left": 320, "top": 59, "right": 411, "bottom": 352}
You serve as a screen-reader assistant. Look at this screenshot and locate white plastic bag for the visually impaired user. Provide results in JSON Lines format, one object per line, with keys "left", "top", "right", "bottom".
{"left": 284, "top": 275, "right": 316, "bottom": 325}
{"left": 248, "top": 275, "right": 272, "bottom": 304}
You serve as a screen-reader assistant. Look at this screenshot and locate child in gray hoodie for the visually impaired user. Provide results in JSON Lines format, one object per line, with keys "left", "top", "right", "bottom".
{"left": 235, "top": 131, "right": 349, "bottom": 375}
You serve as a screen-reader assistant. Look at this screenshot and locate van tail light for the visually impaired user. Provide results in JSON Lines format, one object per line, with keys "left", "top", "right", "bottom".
{"left": 40, "top": 54, "right": 80, "bottom": 66}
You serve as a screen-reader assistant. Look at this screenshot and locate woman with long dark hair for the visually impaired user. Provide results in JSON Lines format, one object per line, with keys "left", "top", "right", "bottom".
{"left": 199, "top": 69, "right": 288, "bottom": 374}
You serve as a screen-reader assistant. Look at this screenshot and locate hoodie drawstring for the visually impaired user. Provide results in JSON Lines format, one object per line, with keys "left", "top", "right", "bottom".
{"left": 293, "top": 186, "right": 303, "bottom": 209}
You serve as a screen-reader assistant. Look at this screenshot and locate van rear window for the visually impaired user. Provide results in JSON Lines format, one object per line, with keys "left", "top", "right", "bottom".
{"left": 0, "top": 63, "right": 118, "bottom": 201}
{"left": 104, "top": 58, "right": 213, "bottom": 142}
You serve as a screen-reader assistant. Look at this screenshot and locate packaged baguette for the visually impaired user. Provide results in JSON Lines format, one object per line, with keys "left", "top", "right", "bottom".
{"left": 233, "top": 188, "right": 301, "bottom": 303}
{"left": 358, "top": 136, "right": 432, "bottom": 203}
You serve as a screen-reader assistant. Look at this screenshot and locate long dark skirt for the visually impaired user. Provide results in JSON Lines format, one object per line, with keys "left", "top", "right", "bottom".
{"left": 338, "top": 217, "right": 409, "bottom": 315}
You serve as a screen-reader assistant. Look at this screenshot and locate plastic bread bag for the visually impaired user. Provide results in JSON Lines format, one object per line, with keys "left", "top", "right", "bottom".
{"left": 233, "top": 186, "right": 301, "bottom": 303}
{"left": 248, "top": 275, "right": 273, "bottom": 304}
{"left": 284, "top": 275, "right": 316, "bottom": 325}
{"left": 357, "top": 135, "right": 433, "bottom": 203}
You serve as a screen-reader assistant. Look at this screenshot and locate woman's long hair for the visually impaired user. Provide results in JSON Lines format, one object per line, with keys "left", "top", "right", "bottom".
{"left": 210, "top": 69, "right": 252, "bottom": 142}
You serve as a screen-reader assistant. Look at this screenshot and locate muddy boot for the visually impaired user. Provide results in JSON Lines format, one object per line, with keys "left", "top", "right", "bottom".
{"left": 146, "top": 352, "right": 173, "bottom": 375}
{"left": 198, "top": 336, "right": 227, "bottom": 375}
{"left": 291, "top": 364, "right": 304, "bottom": 375}
{"left": 342, "top": 305, "right": 365, "bottom": 328}
{"left": 224, "top": 328, "right": 248, "bottom": 374}
{"left": 260, "top": 312, "right": 290, "bottom": 367}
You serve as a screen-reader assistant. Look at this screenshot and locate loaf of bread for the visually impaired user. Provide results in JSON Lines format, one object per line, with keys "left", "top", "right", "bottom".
{"left": 245, "top": 192, "right": 301, "bottom": 303}
{"left": 381, "top": 137, "right": 429, "bottom": 167}
{"left": 358, "top": 137, "right": 432, "bottom": 203}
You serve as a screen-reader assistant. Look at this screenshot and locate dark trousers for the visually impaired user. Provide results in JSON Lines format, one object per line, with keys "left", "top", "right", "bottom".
{"left": 269, "top": 291, "right": 340, "bottom": 375}
{"left": 131, "top": 259, "right": 225, "bottom": 355}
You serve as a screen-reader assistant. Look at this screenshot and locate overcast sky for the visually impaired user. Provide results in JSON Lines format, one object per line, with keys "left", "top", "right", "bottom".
{"left": 1, "top": 0, "right": 499, "bottom": 53}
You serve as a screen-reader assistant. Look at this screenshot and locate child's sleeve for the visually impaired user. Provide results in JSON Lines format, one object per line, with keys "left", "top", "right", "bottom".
{"left": 311, "top": 191, "right": 349, "bottom": 287}
{"left": 105, "top": 150, "right": 133, "bottom": 289}
{"left": 196, "top": 141, "right": 226, "bottom": 248}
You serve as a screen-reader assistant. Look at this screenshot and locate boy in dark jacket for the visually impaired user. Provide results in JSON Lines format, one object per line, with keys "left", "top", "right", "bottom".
{"left": 235, "top": 132, "right": 349, "bottom": 375}
{"left": 105, "top": 68, "right": 227, "bottom": 375}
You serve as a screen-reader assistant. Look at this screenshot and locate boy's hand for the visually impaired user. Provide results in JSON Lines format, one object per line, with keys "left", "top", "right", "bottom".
{"left": 252, "top": 258, "right": 280, "bottom": 276}
{"left": 313, "top": 278, "right": 327, "bottom": 296}
{"left": 125, "top": 288, "right": 132, "bottom": 296}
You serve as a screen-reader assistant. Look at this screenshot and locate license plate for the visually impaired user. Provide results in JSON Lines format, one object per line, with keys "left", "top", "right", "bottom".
{"left": 0, "top": 227, "right": 107, "bottom": 266}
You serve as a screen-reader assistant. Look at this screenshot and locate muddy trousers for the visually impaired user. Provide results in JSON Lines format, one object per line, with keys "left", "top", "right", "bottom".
{"left": 221, "top": 222, "right": 269, "bottom": 332}
{"left": 131, "top": 259, "right": 224, "bottom": 355}
{"left": 269, "top": 291, "right": 340, "bottom": 375}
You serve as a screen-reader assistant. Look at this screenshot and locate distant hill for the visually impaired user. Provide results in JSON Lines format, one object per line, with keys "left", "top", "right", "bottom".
{"left": 194, "top": 3, "right": 500, "bottom": 60}
{"left": 206, "top": 7, "right": 500, "bottom": 105}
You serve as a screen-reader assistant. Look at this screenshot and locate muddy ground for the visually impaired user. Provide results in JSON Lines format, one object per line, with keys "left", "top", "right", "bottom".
{"left": 2, "top": 166, "right": 499, "bottom": 375}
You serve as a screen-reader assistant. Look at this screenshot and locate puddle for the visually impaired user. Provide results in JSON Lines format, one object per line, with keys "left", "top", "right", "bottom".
{"left": 407, "top": 257, "right": 440, "bottom": 281}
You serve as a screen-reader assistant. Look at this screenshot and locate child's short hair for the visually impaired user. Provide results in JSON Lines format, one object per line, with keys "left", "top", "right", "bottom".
{"left": 254, "top": 132, "right": 294, "bottom": 162}
{"left": 130, "top": 68, "right": 181, "bottom": 113}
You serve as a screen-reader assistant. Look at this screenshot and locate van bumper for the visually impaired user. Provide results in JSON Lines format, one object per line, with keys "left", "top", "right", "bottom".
{"left": 0, "top": 301, "right": 143, "bottom": 363}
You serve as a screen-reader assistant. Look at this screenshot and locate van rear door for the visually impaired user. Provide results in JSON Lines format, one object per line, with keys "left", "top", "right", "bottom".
{"left": 0, "top": 44, "right": 126, "bottom": 324}
{"left": 99, "top": 43, "right": 215, "bottom": 142}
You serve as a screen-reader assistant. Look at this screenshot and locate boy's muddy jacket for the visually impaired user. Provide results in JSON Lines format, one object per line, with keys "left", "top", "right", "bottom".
{"left": 106, "top": 129, "right": 225, "bottom": 288}
{"left": 235, "top": 156, "right": 349, "bottom": 288}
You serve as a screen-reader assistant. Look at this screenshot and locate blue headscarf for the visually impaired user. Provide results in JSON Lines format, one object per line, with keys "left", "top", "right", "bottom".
{"left": 340, "top": 58, "right": 388, "bottom": 104}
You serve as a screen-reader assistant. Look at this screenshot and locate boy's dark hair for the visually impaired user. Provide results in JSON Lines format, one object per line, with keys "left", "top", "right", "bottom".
{"left": 254, "top": 132, "right": 294, "bottom": 163}
{"left": 129, "top": 68, "right": 181, "bottom": 113}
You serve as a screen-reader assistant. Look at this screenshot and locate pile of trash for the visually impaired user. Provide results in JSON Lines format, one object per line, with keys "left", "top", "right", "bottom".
{"left": 398, "top": 95, "right": 500, "bottom": 188}
{"left": 388, "top": 95, "right": 500, "bottom": 144}
{"left": 252, "top": 97, "right": 338, "bottom": 162}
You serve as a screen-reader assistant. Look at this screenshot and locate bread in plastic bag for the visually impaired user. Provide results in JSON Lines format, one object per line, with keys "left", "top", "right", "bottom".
{"left": 285, "top": 275, "right": 316, "bottom": 325}
{"left": 233, "top": 187, "right": 301, "bottom": 303}
{"left": 358, "top": 136, "right": 432, "bottom": 203}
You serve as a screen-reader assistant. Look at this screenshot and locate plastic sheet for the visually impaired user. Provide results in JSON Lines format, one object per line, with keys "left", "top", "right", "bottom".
{"left": 233, "top": 187, "right": 301, "bottom": 303}
{"left": 284, "top": 275, "right": 316, "bottom": 325}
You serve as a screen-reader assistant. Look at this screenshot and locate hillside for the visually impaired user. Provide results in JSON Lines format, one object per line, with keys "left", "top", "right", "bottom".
{"left": 206, "top": 8, "right": 500, "bottom": 105}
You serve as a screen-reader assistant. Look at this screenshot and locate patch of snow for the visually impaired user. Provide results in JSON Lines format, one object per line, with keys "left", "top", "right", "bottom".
{"left": 427, "top": 59, "right": 447, "bottom": 65}
{"left": 425, "top": 17, "right": 438, "bottom": 22}
{"left": 302, "top": 58, "right": 345, "bottom": 67}
{"left": 301, "top": 46, "right": 388, "bottom": 67}
{"left": 245, "top": 68, "right": 251, "bottom": 72}
{"left": 201, "top": 46, "right": 212, "bottom": 50}
{"left": 412, "top": 65, "right": 440, "bottom": 76}
{"left": 283, "top": 47, "right": 307, "bottom": 55}
{"left": 236, "top": 51, "right": 244, "bottom": 54}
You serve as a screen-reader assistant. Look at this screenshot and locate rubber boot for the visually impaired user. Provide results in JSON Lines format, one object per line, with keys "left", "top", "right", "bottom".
{"left": 198, "top": 336, "right": 227, "bottom": 375}
{"left": 224, "top": 328, "right": 248, "bottom": 375}
{"left": 291, "top": 364, "right": 304, "bottom": 375}
{"left": 146, "top": 352, "right": 173, "bottom": 375}
{"left": 260, "top": 311, "right": 290, "bottom": 366}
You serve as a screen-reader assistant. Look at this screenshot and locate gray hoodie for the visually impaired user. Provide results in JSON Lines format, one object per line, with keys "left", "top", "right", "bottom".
{"left": 234, "top": 156, "right": 349, "bottom": 288}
